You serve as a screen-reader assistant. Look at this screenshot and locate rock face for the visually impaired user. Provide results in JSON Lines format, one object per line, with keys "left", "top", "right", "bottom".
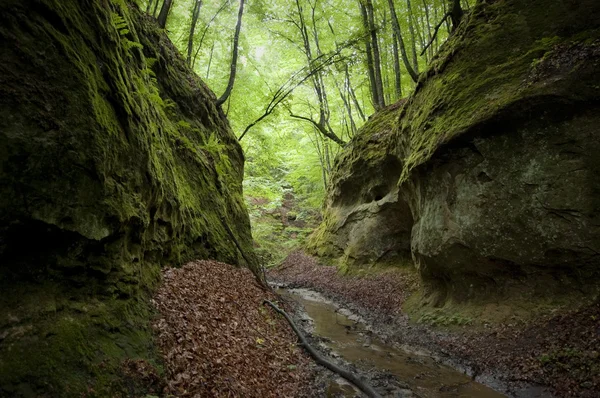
{"left": 309, "top": 0, "right": 600, "bottom": 303}
{"left": 309, "top": 103, "right": 414, "bottom": 270}
{"left": 0, "top": 0, "right": 255, "bottom": 395}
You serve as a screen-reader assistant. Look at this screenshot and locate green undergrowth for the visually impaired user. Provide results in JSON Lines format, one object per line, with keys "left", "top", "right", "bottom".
{"left": 245, "top": 187, "right": 320, "bottom": 268}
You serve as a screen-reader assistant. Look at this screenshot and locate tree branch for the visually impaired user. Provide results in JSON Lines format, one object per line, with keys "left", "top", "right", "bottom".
{"left": 263, "top": 300, "right": 382, "bottom": 398}
{"left": 216, "top": 0, "right": 245, "bottom": 107}
{"left": 289, "top": 113, "right": 346, "bottom": 146}
{"left": 420, "top": 11, "right": 451, "bottom": 56}
{"left": 238, "top": 49, "right": 348, "bottom": 141}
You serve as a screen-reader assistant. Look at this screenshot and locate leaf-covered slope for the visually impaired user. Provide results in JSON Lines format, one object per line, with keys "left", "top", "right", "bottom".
{"left": 0, "top": 0, "right": 256, "bottom": 395}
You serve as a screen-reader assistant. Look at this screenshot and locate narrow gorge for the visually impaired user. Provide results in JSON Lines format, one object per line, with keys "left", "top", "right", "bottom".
{"left": 1, "top": 0, "right": 598, "bottom": 397}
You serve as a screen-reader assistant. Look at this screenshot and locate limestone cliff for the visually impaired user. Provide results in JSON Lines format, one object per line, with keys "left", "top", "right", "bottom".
{"left": 0, "top": 0, "right": 256, "bottom": 395}
{"left": 309, "top": 0, "right": 600, "bottom": 304}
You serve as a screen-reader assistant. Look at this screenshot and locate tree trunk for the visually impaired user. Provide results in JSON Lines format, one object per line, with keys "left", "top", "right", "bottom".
{"left": 359, "top": 1, "right": 380, "bottom": 110}
{"left": 336, "top": 77, "right": 357, "bottom": 136}
{"left": 346, "top": 67, "right": 366, "bottom": 122}
{"left": 290, "top": 0, "right": 345, "bottom": 146}
{"left": 365, "top": 0, "right": 385, "bottom": 109}
{"left": 186, "top": 1, "right": 202, "bottom": 66}
{"left": 406, "top": 0, "right": 419, "bottom": 74}
{"left": 192, "top": 0, "right": 229, "bottom": 68}
{"left": 449, "top": 0, "right": 464, "bottom": 31}
{"left": 153, "top": 0, "right": 161, "bottom": 17}
{"left": 392, "top": 32, "right": 402, "bottom": 100}
{"left": 206, "top": 41, "right": 215, "bottom": 79}
{"left": 422, "top": 0, "right": 434, "bottom": 60}
{"left": 387, "top": 0, "right": 419, "bottom": 82}
{"left": 157, "top": 0, "right": 173, "bottom": 29}
{"left": 216, "top": 0, "right": 245, "bottom": 107}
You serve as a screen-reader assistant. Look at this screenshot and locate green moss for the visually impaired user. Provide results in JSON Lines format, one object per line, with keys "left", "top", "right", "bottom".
{"left": 305, "top": 102, "right": 406, "bottom": 270}
{"left": 396, "top": 0, "right": 600, "bottom": 184}
{"left": 0, "top": 0, "right": 257, "bottom": 395}
{"left": 0, "top": 279, "right": 163, "bottom": 397}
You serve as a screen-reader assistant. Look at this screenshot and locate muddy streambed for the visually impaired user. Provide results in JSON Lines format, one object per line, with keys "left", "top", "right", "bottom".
{"left": 278, "top": 288, "right": 505, "bottom": 398}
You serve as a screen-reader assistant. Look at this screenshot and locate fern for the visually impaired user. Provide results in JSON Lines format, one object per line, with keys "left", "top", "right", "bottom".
{"left": 111, "top": 12, "right": 143, "bottom": 56}
{"left": 111, "top": 13, "right": 129, "bottom": 35}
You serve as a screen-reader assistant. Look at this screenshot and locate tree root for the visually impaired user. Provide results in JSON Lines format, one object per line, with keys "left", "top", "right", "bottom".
{"left": 263, "top": 300, "right": 382, "bottom": 398}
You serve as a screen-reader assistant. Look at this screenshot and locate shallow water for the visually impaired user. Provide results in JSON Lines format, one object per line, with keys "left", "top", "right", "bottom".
{"left": 280, "top": 288, "right": 506, "bottom": 398}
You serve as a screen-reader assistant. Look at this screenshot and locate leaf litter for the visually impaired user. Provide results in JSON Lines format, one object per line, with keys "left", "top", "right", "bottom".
{"left": 153, "top": 260, "right": 312, "bottom": 397}
{"left": 270, "top": 251, "right": 600, "bottom": 398}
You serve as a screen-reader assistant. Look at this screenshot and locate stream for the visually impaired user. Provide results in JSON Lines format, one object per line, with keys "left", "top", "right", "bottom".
{"left": 279, "top": 288, "right": 506, "bottom": 398}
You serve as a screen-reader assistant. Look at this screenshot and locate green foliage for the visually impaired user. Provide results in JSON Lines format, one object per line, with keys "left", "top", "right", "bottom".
{"left": 111, "top": 12, "right": 144, "bottom": 55}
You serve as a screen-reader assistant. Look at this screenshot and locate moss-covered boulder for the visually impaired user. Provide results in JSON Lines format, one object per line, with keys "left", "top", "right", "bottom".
{"left": 307, "top": 102, "right": 413, "bottom": 270}
{"left": 0, "top": 0, "right": 256, "bottom": 396}
{"left": 309, "top": 0, "right": 600, "bottom": 303}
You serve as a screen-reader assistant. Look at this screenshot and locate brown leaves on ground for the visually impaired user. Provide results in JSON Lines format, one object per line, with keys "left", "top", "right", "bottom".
{"left": 443, "top": 301, "right": 600, "bottom": 397}
{"left": 270, "top": 250, "right": 419, "bottom": 318}
{"left": 271, "top": 251, "right": 600, "bottom": 398}
{"left": 153, "top": 260, "right": 312, "bottom": 397}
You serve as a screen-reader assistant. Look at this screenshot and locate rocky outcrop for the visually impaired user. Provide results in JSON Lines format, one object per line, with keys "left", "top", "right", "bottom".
{"left": 0, "top": 0, "right": 255, "bottom": 395}
{"left": 309, "top": 0, "right": 600, "bottom": 303}
{"left": 309, "top": 103, "right": 414, "bottom": 270}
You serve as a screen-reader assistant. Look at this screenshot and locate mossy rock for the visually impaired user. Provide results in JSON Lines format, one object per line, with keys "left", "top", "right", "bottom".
{"left": 0, "top": 0, "right": 256, "bottom": 395}
{"left": 306, "top": 101, "right": 413, "bottom": 269}
{"left": 309, "top": 0, "right": 600, "bottom": 306}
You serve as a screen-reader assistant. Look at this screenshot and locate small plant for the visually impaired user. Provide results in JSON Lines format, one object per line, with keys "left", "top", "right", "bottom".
{"left": 111, "top": 13, "right": 143, "bottom": 56}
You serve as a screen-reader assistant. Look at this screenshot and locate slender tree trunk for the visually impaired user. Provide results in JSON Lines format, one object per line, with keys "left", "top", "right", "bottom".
{"left": 146, "top": 0, "right": 154, "bottom": 13}
{"left": 422, "top": 0, "right": 434, "bottom": 60}
{"left": 365, "top": 0, "right": 385, "bottom": 109}
{"left": 392, "top": 32, "right": 402, "bottom": 100}
{"left": 336, "top": 78, "right": 357, "bottom": 136}
{"left": 381, "top": 7, "right": 391, "bottom": 105}
{"left": 157, "top": 0, "right": 173, "bottom": 29}
{"left": 192, "top": 0, "right": 229, "bottom": 68}
{"left": 359, "top": 1, "right": 379, "bottom": 109}
{"left": 216, "top": 0, "right": 245, "bottom": 106}
{"left": 153, "top": 0, "right": 161, "bottom": 17}
{"left": 433, "top": 0, "right": 440, "bottom": 50}
{"left": 443, "top": 0, "right": 452, "bottom": 33}
{"left": 412, "top": 5, "right": 427, "bottom": 62}
{"left": 290, "top": 0, "right": 345, "bottom": 145}
{"left": 449, "top": 0, "right": 464, "bottom": 31}
{"left": 347, "top": 68, "right": 366, "bottom": 122}
{"left": 186, "top": 1, "right": 202, "bottom": 66}
{"left": 406, "top": 0, "right": 419, "bottom": 74}
{"left": 206, "top": 41, "right": 215, "bottom": 79}
{"left": 387, "top": 0, "right": 419, "bottom": 82}
{"left": 324, "top": 139, "right": 332, "bottom": 174}
{"left": 311, "top": 132, "right": 328, "bottom": 190}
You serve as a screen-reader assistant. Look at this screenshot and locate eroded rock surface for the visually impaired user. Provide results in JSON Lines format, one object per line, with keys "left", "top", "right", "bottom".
{"left": 0, "top": 0, "right": 255, "bottom": 395}
{"left": 309, "top": 0, "right": 600, "bottom": 302}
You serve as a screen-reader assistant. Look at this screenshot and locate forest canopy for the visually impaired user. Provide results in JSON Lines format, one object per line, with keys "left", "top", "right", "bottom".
{"left": 143, "top": 0, "right": 458, "bottom": 194}
{"left": 140, "top": 0, "right": 461, "bottom": 263}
